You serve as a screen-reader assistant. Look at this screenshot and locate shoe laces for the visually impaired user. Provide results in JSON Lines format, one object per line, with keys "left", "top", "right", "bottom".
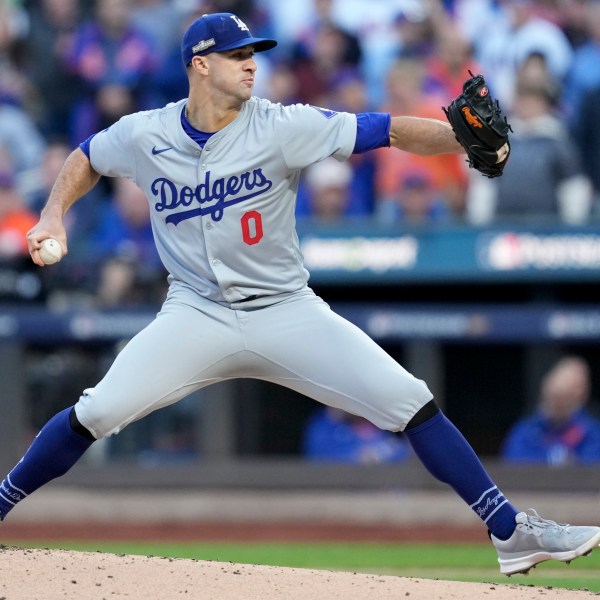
{"left": 517, "top": 508, "right": 572, "bottom": 535}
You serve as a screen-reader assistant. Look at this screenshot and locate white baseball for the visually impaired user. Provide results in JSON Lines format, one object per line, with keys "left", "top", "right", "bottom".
{"left": 39, "top": 238, "right": 63, "bottom": 265}
{"left": 496, "top": 142, "right": 510, "bottom": 163}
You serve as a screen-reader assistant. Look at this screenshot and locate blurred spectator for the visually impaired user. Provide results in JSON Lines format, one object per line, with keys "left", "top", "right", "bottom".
{"left": 376, "top": 168, "right": 450, "bottom": 224}
{"left": 467, "top": 68, "right": 592, "bottom": 225}
{"left": 266, "top": 62, "right": 301, "bottom": 105}
{"left": 394, "top": 3, "right": 437, "bottom": 60}
{"left": 330, "top": 69, "right": 370, "bottom": 112}
{"left": 258, "top": 0, "right": 314, "bottom": 46}
{"left": 325, "top": 0, "right": 427, "bottom": 107}
{"left": 130, "top": 0, "right": 187, "bottom": 105}
{"left": 452, "top": 0, "right": 503, "bottom": 50}
{"left": 146, "top": 2, "right": 198, "bottom": 106}
{"left": 0, "top": 0, "right": 33, "bottom": 108}
{"left": 303, "top": 406, "right": 410, "bottom": 464}
{"left": 373, "top": 57, "right": 468, "bottom": 216}
{"left": 290, "top": 20, "right": 361, "bottom": 107}
{"left": 25, "top": 0, "right": 82, "bottom": 139}
{"left": 0, "top": 157, "right": 44, "bottom": 303}
{"left": 297, "top": 157, "right": 354, "bottom": 222}
{"left": 555, "top": 0, "right": 590, "bottom": 49}
{"left": 198, "top": 0, "right": 273, "bottom": 33}
{"left": 563, "top": 0, "right": 600, "bottom": 125}
{"left": 475, "top": 0, "right": 573, "bottom": 110}
{"left": 501, "top": 356, "right": 600, "bottom": 466}
{"left": 131, "top": 0, "right": 184, "bottom": 60}
{"left": 0, "top": 100, "right": 46, "bottom": 202}
{"left": 0, "top": 162, "right": 35, "bottom": 259}
{"left": 0, "top": 0, "right": 28, "bottom": 48}
{"left": 573, "top": 84, "right": 600, "bottom": 214}
{"left": 424, "top": 24, "right": 481, "bottom": 101}
{"left": 271, "top": 0, "right": 407, "bottom": 107}
{"left": 0, "top": 0, "right": 46, "bottom": 202}
{"left": 66, "top": 0, "right": 159, "bottom": 145}
{"left": 516, "top": 50, "right": 562, "bottom": 95}
{"left": 92, "top": 177, "right": 166, "bottom": 307}
{"left": 290, "top": 0, "right": 362, "bottom": 66}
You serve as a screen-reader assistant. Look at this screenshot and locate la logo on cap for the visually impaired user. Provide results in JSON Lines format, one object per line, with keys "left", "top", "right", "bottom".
{"left": 230, "top": 15, "right": 249, "bottom": 31}
{"left": 181, "top": 12, "right": 277, "bottom": 65}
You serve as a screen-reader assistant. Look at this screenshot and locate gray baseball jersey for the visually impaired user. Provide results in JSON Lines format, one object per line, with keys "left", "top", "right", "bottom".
{"left": 89, "top": 97, "right": 356, "bottom": 308}
{"left": 76, "top": 98, "right": 432, "bottom": 438}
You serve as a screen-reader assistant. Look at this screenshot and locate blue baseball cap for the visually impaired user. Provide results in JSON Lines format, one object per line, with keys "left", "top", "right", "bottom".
{"left": 181, "top": 12, "right": 277, "bottom": 66}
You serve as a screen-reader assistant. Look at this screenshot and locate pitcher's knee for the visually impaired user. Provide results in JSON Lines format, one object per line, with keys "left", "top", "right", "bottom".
{"left": 69, "top": 407, "right": 97, "bottom": 440}
{"left": 74, "top": 389, "right": 127, "bottom": 440}
{"left": 369, "top": 378, "right": 433, "bottom": 432}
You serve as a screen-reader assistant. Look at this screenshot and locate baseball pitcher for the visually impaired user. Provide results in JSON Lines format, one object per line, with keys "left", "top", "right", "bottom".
{"left": 0, "top": 13, "right": 598, "bottom": 576}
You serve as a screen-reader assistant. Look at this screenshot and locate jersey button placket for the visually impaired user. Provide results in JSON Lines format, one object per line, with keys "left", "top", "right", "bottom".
{"left": 200, "top": 145, "right": 208, "bottom": 169}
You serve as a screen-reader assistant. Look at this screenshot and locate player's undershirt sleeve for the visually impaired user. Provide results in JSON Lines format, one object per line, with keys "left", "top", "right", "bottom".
{"left": 79, "top": 134, "right": 96, "bottom": 158}
{"left": 353, "top": 112, "right": 391, "bottom": 154}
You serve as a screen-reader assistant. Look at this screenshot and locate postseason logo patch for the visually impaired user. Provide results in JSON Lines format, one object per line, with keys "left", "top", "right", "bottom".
{"left": 192, "top": 38, "right": 216, "bottom": 53}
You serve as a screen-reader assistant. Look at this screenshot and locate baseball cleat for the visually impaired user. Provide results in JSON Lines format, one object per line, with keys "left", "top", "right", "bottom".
{"left": 491, "top": 508, "right": 600, "bottom": 576}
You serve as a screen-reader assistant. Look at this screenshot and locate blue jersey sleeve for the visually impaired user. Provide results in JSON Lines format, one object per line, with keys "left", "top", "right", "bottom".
{"left": 353, "top": 112, "right": 391, "bottom": 154}
{"left": 79, "top": 134, "right": 96, "bottom": 159}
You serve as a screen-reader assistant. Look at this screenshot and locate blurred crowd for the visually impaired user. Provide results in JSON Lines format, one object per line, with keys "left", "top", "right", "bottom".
{"left": 501, "top": 356, "right": 600, "bottom": 466}
{"left": 1, "top": 0, "right": 600, "bottom": 306}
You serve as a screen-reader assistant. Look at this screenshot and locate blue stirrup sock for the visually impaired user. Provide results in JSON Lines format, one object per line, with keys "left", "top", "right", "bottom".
{"left": 0, "top": 404, "right": 519, "bottom": 540}
{"left": 0, "top": 407, "right": 95, "bottom": 521}
{"left": 405, "top": 411, "right": 517, "bottom": 540}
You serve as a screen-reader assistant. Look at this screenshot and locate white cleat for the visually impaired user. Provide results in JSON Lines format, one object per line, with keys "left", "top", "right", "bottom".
{"left": 491, "top": 508, "right": 600, "bottom": 576}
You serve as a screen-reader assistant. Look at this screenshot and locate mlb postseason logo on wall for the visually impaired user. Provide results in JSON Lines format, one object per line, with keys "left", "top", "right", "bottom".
{"left": 477, "top": 231, "right": 600, "bottom": 271}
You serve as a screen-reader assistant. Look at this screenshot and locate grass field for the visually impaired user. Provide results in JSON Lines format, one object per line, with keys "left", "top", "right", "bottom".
{"left": 9, "top": 540, "right": 600, "bottom": 593}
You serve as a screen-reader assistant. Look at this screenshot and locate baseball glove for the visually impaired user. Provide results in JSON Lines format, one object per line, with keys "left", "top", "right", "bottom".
{"left": 442, "top": 71, "right": 512, "bottom": 178}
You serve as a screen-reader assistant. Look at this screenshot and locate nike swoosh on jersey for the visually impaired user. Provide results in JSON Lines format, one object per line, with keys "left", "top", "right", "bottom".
{"left": 152, "top": 146, "right": 173, "bottom": 155}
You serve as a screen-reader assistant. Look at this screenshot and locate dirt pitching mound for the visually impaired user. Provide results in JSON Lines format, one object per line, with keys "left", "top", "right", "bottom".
{"left": 0, "top": 547, "right": 598, "bottom": 600}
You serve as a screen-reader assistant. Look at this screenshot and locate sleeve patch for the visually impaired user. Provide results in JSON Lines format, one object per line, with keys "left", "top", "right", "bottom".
{"left": 310, "top": 106, "right": 338, "bottom": 119}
